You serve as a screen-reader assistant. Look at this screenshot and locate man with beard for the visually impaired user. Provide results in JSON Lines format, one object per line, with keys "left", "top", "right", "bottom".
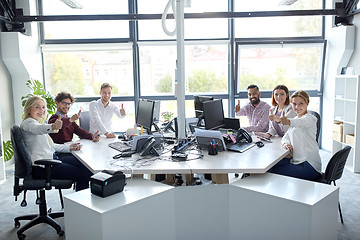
{"left": 49, "top": 92, "right": 100, "bottom": 144}
{"left": 235, "top": 84, "right": 271, "bottom": 133}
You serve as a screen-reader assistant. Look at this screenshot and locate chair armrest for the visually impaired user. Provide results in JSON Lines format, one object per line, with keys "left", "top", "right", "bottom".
{"left": 34, "top": 159, "right": 62, "bottom": 166}
{"left": 34, "top": 159, "right": 62, "bottom": 190}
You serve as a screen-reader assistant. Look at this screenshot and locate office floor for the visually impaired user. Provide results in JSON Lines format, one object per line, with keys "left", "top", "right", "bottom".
{"left": 0, "top": 150, "right": 359, "bottom": 240}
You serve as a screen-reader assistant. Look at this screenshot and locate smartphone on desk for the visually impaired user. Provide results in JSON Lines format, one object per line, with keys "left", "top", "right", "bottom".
{"left": 254, "top": 133, "right": 272, "bottom": 143}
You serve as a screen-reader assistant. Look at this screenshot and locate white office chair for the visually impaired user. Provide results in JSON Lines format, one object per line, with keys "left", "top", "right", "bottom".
{"left": 79, "top": 111, "right": 90, "bottom": 132}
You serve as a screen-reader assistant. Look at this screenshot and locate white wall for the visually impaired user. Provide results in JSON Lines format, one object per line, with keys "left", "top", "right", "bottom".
{"left": 347, "top": 15, "right": 360, "bottom": 71}
{"left": 0, "top": 37, "right": 15, "bottom": 165}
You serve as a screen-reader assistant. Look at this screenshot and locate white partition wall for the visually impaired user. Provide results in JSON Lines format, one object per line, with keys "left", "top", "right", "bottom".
{"left": 64, "top": 174, "right": 339, "bottom": 240}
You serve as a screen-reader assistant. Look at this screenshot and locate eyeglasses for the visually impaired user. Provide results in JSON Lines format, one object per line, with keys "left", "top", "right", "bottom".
{"left": 61, "top": 101, "right": 73, "bottom": 106}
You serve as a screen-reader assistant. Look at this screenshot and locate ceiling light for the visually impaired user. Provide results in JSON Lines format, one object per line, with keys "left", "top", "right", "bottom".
{"left": 279, "top": 0, "right": 298, "bottom": 6}
{"left": 60, "top": 0, "right": 83, "bottom": 9}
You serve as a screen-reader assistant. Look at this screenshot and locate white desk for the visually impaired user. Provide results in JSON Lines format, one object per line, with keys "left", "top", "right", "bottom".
{"left": 71, "top": 136, "right": 288, "bottom": 175}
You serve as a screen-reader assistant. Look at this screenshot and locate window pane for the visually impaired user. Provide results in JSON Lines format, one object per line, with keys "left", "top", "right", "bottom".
{"left": 43, "top": 21, "right": 129, "bottom": 39}
{"left": 139, "top": 43, "right": 228, "bottom": 96}
{"left": 234, "top": 0, "right": 322, "bottom": 38}
{"left": 137, "top": 0, "right": 228, "bottom": 40}
{"left": 41, "top": 0, "right": 129, "bottom": 39}
{"left": 237, "top": 44, "right": 324, "bottom": 91}
{"left": 43, "top": 49, "right": 134, "bottom": 97}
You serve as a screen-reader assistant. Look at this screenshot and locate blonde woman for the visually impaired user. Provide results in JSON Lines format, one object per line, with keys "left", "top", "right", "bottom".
{"left": 20, "top": 96, "right": 92, "bottom": 191}
{"left": 268, "top": 91, "right": 321, "bottom": 181}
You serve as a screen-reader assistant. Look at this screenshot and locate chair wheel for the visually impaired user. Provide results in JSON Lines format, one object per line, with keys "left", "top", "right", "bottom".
{"left": 58, "top": 230, "right": 64, "bottom": 236}
{"left": 17, "top": 233, "right": 26, "bottom": 240}
{"left": 14, "top": 221, "right": 20, "bottom": 228}
{"left": 47, "top": 207, "right": 52, "bottom": 214}
{"left": 36, "top": 198, "right": 41, "bottom": 205}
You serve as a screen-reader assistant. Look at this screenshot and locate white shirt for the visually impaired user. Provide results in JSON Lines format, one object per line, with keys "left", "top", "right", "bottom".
{"left": 281, "top": 112, "right": 321, "bottom": 173}
{"left": 89, "top": 99, "right": 124, "bottom": 135}
{"left": 20, "top": 118, "right": 70, "bottom": 166}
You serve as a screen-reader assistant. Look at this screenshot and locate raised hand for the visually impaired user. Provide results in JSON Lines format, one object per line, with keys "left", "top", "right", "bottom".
{"left": 120, "top": 103, "right": 126, "bottom": 116}
{"left": 70, "top": 110, "right": 81, "bottom": 123}
{"left": 269, "top": 109, "right": 281, "bottom": 123}
{"left": 280, "top": 111, "right": 290, "bottom": 125}
{"left": 93, "top": 130, "right": 100, "bottom": 142}
{"left": 52, "top": 114, "right": 63, "bottom": 131}
{"left": 235, "top": 100, "right": 241, "bottom": 113}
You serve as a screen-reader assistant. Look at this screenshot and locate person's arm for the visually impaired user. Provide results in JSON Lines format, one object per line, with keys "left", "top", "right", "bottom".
{"left": 73, "top": 122, "right": 94, "bottom": 140}
{"left": 89, "top": 101, "right": 109, "bottom": 134}
{"left": 289, "top": 113, "right": 314, "bottom": 128}
{"left": 235, "top": 105, "right": 247, "bottom": 117}
{"left": 111, "top": 102, "right": 124, "bottom": 119}
{"left": 54, "top": 143, "right": 71, "bottom": 153}
{"left": 21, "top": 118, "right": 56, "bottom": 135}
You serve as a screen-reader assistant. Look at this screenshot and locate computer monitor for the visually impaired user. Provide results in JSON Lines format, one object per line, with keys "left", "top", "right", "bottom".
{"left": 194, "top": 95, "right": 214, "bottom": 118}
{"left": 202, "top": 99, "right": 226, "bottom": 130}
{"left": 136, "top": 99, "right": 155, "bottom": 133}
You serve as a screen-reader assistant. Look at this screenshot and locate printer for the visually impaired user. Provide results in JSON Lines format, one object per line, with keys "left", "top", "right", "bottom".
{"left": 90, "top": 170, "right": 126, "bottom": 198}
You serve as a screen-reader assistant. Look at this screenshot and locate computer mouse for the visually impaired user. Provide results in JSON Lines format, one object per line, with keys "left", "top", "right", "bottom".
{"left": 255, "top": 141, "right": 264, "bottom": 148}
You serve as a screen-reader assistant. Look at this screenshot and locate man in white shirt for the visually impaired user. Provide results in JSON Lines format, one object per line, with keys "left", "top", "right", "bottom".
{"left": 89, "top": 83, "right": 126, "bottom": 138}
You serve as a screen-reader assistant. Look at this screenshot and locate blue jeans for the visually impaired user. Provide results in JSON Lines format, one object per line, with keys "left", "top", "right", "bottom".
{"left": 32, "top": 153, "right": 93, "bottom": 191}
{"left": 268, "top": 158, "right": 321, "bottom": 181}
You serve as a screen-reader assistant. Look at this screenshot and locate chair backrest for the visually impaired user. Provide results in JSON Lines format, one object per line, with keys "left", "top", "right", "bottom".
{"left": 324, "top": 146, "right": 351, "bottom": 184}
{"left": 11, "top": 125, "right": 32, "bottom": 179}
{"left": 79, "top": 111, "right": 90, "bottom": 132}
{"left": 309, "top": 110, "right": 321, "bottom": 143}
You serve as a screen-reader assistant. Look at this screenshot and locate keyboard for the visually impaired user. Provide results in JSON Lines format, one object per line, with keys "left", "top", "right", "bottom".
{"left": 108, "top": 141, "right": 132, "bottom": 152}
{"left": 227, "top": 142, "right": 255, "bottom": 153}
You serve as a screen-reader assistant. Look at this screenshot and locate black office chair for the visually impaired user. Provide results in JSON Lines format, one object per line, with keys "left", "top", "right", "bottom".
{"left": 315, "top": 146, "right": 351, "bottom": 224}
{"left": 11, "top": 125, "right": 74, "bottom": 240}
{"left": 308, "top": 110, "right": 321, "bottom": 143}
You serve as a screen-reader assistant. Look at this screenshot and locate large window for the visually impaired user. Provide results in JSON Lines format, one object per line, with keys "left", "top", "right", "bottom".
{"left": 41, "top": 0, "right": 129, "bottom": 40}
{"left": 137, "top": 0, "right": 228, "bottom": 40}
{"left": 38, "top": 0, "right": 326, "bottom": 139}
{"left": 139, "top": 43, "right": 228, "bottom": 96}
{"left": 236, "top": 43, "right": 324, "bottom": 92}
{"left": 42, "top": 45, "right": 134, "bottom": 97}
{"left": 234, "top": 0, "right": 323, "bottom": 38}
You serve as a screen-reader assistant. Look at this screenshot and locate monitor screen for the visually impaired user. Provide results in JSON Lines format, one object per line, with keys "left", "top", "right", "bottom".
{"left": 203, "top": 99, "right": 225, "bottom": 130}
{"left": 194, "top": 95, "right": 214, "bottom": 118}
{"left": 136, "top": 99, "right": 155, "bottom": 131}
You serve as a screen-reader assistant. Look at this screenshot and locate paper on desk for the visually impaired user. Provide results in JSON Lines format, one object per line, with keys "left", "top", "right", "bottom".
{"left": 194, "top": 128, "right": 227, "bottom": 150}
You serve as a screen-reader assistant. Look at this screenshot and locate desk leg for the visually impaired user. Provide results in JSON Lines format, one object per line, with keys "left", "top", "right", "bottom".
{"left": 185, "top": 174, "right": 194, "bottom": 186}
{"left": 165, "top": 174, "right": 175, "bottom": 185}
{"left": 211, "top": 174, "right": 229, "bottom": 184}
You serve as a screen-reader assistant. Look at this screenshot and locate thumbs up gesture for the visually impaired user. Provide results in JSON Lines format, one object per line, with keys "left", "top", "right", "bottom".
{"left": 120, "top": 104, "right": 126, "bottom": 116}
{"left": 70, "top": 110, "right": 81, "bottom": 123}
{"left": 52, "top": 115, "right": 63, "bottom": 131}
{"left": 235, "top": 100, "right": 241, "bottom": 113}
{"left": 280, "top": 111, "right": 290, "bottom": 125}
{"left": 269, "top": 109, "right": 276, "bottom": 122}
